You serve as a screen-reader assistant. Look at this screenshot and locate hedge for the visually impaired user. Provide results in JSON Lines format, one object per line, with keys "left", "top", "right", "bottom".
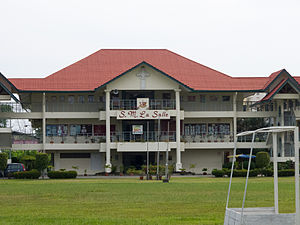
{"left": 13, "top": 169, "right": 41, "bottom": 179}
{"left": 212, "top": 168, "right": 294, "bottom": 177}
{"left": 48, "top": 170, "right": 77, "bottom": 179}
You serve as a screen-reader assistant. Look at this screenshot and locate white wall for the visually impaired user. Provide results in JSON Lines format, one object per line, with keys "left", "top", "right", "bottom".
{"left": 182, "top": 149, "right": 226, "bottom": 174}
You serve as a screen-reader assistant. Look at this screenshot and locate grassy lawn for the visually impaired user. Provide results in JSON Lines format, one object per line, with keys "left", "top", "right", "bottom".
{"left": 0, "top": 177, "right": 296, "bottom": 225}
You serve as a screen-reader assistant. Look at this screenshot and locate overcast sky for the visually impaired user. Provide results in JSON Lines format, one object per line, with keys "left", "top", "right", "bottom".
{"left": 1, "top": 0, "right": 300, "bottom": 78}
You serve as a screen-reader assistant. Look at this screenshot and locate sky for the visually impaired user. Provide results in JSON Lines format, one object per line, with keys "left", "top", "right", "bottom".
{"left": 1, "top": 0, "right": 300, "bottom": 78}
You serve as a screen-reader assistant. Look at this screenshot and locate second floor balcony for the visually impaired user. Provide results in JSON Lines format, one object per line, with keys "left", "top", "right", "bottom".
{"left": 110, "top": 99, "right": 176, "bottom": 110}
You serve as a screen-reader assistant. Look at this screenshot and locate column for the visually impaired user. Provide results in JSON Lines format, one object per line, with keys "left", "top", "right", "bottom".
{"left": 105, "top": 90, "right": 112, "bottom": 173}
{"left": 273, "top": 132, "right": 279, "bottom": 214}
{"left": 294, "top": 127, "right": 300, "bottom": 224}
{"left": 175, "top": 89, "right": 182, "bottom": 171}
{"left": 42, "top": 92, "right": 46, "bottom": 153}
{"left": 233, "top": 92, "right": 237, "bottom": 142}
{"left": 280, "top": 101, "right": 285, "bottom": 157}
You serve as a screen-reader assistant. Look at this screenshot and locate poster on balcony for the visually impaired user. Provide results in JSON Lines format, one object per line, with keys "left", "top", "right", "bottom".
{"left": 137, "top": 98, "right": 149, "bottom": 110}
{"left": 132, "top": 125, "right": 143, "bottom": 134}
{"left": 117, "top": 110, "right": 170, "bottom": 119}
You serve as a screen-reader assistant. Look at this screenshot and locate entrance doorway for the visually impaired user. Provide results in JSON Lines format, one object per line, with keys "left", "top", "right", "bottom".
{"left": 122, "top": 152, "right": 155, "bottom": 170}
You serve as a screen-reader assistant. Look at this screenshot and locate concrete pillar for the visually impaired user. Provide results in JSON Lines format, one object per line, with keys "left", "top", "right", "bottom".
{"left": 273, "top": 132, "right": 279, "bottom": 214}
{"left": 294, "top": 127, "right": 300, "bottom": 224}
{"left": 42, "top": 92, "right": 46, "bottom": 153}
{"left": 105, "top": 90, "right": 111, "bottom": 173}
{"left": 233, "top": 92, "right": 237, "bottom": 142}
{"left": 280, "top": 100, "right": 285, "bottom": 157}
{"left": 175, "top": 89, "right": 182, "bottom": 171}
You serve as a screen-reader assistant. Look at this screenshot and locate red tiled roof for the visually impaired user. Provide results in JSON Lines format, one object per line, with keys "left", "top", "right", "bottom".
{"left": 261, "top": 78, "right": 288, "bottom": 101}
{"left": 6, "top": 49, "right": 299, "bottom": 92}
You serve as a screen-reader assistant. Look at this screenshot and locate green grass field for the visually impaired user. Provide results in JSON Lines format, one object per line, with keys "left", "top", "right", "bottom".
{"left": 0, "top": 177, "right": 296, "bottom": 225}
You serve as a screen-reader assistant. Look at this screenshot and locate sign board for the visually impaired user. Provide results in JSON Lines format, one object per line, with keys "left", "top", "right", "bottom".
{"left": 132, "top": 125, "right": 143, "bottom": 134}
{"left": 137, "top": 98, "right": 149, "bottom": 110}
{"left": 117, "top": 110, "right": 170, "bottom": 120}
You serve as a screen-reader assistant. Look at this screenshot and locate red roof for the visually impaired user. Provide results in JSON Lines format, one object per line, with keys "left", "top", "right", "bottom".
{"left": 7, "top": 49, "right": 300, "bottom": 92}
{"left": 261, "top": 78, "right": 288, "bottom": 101}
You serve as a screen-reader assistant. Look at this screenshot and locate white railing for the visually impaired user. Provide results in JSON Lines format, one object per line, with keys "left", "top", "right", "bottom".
{"left": 46, "top": 102, "right": 105, "bottom": 112}
{"left": 237, "top": 101, "right": 276, "bottom": 112}
{"left": 12, "top": 133, "right": 42, "bottom": 144}
{"left": 110, "top": 99, "right": 176, "bottom": 110}
{"left": 182, "top": 132, "right": 234, "bottom": 143}
{"left": 181, "top": 102, "right": 233, "bottom": 111}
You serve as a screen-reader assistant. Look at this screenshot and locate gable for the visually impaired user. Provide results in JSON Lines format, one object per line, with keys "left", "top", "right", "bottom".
{"left": 106, "top": 63, "right": 180, "bottom": 91}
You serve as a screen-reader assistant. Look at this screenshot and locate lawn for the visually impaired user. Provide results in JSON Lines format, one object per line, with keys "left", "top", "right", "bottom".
{"left": 0, "top": 177, "right": 296, "bottom": 225}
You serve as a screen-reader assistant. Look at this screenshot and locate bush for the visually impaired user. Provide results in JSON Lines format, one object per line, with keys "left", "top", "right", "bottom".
{"left": 48, "top": 170, "right": 77, "bottom": 179}
{"left": 21, "top": 155, "right": 36, "bottom": 171}
{"left": 222, "top": 162, "right": 233, "bottom": 169}
{"left": 35, "top": 153, "right": 49, "bottom": 173}
{"left": 0, "top": 152, "right": 8, "bottom": 175}
{"left": 256, "top": 152, "right": 270, "bottom": 168}
{"left": 260, "top": 168, "right": 273, "bottom": 177}
{"left": 243, "top": 161, "right": 256, "bottom": 170}
{"left": 232, "top": 170, "right": 248, "bottom": 177}
{"left": 13, "top": 169, "right": 41, "bottom": 179}
{"left": 278, "top": 169, "right": 295, "bottom": 177}
{"left": 212, "top": 169, "right": 225, "bottom": 177}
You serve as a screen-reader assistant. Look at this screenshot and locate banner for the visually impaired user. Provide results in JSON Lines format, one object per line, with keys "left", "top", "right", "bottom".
{"left": 117, "top": 110, "right": 170, "bottom": 120}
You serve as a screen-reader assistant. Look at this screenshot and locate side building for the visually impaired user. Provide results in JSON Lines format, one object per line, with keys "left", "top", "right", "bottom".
{"left": 0, "top": 49, "right": 299, "bottom": 174}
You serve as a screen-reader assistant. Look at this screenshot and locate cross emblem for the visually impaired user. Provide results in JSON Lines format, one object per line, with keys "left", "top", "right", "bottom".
{"left": 136, "top": 66, "right": 150, "bottom": 89}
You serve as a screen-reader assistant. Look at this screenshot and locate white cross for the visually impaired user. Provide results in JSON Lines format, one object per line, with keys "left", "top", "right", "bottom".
{"left": 136, "top": 66, "right": 150, "bottom": 89}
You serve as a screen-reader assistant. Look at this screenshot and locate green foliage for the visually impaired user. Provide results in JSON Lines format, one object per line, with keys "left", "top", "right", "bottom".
{"left": 48, "top": 171, "right": 77, "bottom": 179}
{"left": 119, "top": 164, "right": 124, "bottom": 173}
{"left": 237, "top": 118, "right": 269, "bottom": 132}
{"left": 35, "top": 153, "right": 49, "bottom": 172}
{"left": 13, "top": 169, "right": 41, "bottom": 179}
{"left": 260, "top": 168, "right": 273, "bottom": 177}
{"left": 278, "top": 169, "right": 295, "bottom": 177}
{"left": 111, "top": 165, "right": 117, "bottom": 174}
{"left": 0, "top": 152, "right": 8, "bottom": 172}
{"left": 256, "top": 151, "right": 270, "bottom": 168}
{"left": 0, "top": 105, "right": 12, "bottom": 127}
{"left": 222, "top": 162, "right": 233, "bottom": 169}
{"left": 212, "top": 169, "right": 225, "bottom": 177}
{"left": 21, "top": 155, "right": 36, "bottom": 171}
{"left": 243, "top": 161, "right": 256, "bottom": 170}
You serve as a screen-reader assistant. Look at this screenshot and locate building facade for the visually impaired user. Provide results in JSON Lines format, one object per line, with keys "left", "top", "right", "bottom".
{"left": 0, "top": 49, "right": 299, "bottom": 174}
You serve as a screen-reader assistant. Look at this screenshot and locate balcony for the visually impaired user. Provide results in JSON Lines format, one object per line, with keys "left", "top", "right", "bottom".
{"left": 182, "top": 132, "right": 234, "bottom": 143}
{"left": 0, "top": 102, "right": 42, "bottom": 113}
{"left": 110, "top": 99, "right": 176, "bottom": 110}
{"left": 237, "top": 101, "right": 276, "bottom": 112}
{"left": 46, "top": 102, "right": 105, "bottom": 112}
{"left": 181, "top": 101, "right": 233, "bottom": 111}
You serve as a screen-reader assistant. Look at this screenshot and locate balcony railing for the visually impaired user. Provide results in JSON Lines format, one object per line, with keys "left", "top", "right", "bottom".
{"left": 182, "top": 132, "right": 234, "bottom": 143}
{"left": 12, "top": 133, "right": 42, "bottom": 144}
{"left": 46, "top": 102, "right": 105, "bottom": 112}
{"left": 237, "top": 101, "right": 277, "bottom": 112}
{"left": 237, "top": 132, "right": 268, "bottom": 142}
{"left": 181, "top": 102, "right": 233, "bottom": 111}
{"left": 0, "top": 102, "right": 42, "bottom": 113}
{"left": 110, "top": 99, "right": 176, "bottom": 110}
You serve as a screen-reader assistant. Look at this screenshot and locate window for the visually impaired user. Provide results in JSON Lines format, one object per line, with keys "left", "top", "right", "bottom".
{"left": 162, "top": 93, "right": 171, "bottom": 99}
{"left": 59, "top": 96, "right": 65, "bottom": 102}
{"left": 78, "top": 95, "right": 85, "bottom": 103}
{"left": 222, "top": 96, "right": 230, "bottom": 102}
{"left": 51, "top": 96, "right": 57, "bottom": 102}
{"left": 209, "top": 96, "right": 218, "bottom": 101}
{"left": 187, "top": 96, "right": 196, "bottom": 102}
{"left": 88, "top": 95, "right": 94, "bottom": 103}
{"left": 99, "top": 96, "right": 105, "bottom": 103}
{"left": 68, "top": 95, "right": 75, "bottom": 104}
{"left": 184, "top": 124, "right": 206, "bottom": 135}
{"left": 60, "top": 153, "right": 91, "bottom": 158}
{"left": 199, "top": 95, "right": 205, "bottom": 103}
{"left": 46, "top": 125, "right": 68, "bottom": 136}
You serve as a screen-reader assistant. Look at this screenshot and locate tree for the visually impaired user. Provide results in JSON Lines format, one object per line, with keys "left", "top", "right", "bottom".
{"left": 21, "top": 155, "right": 36, "bottom": 171}
{"left": 256, "top": 151, "right": 270, "bottom": 168}
{"left": 0, "top": 152, "right": 8, "bottom": 176}
{"left": 0, "top": 105, "right": 12, "bottom": 127}
{"left": 35, "top": 153, "right": 49, "bottom": 178}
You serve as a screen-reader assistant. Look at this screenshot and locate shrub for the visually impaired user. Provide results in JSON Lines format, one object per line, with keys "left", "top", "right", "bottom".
{"left": 256, "top": 152, "right": 270, "bottom": 168}
{"left": 260, "top": 168, "right": 273, "bottom": 177}
{"left": 35, "top": 153, "right": 49, "bottom": 174}
{"left": 222, "top": 162, "right": 233, "bottom": 169}
{"left": 278, "top": 169, "right": 295, "bottom": 177}
{"left": 232, "top": 170, "right": 248, "bottom": 177}
{"left": 21, "top": 155, "right": 36, "bottom": 171}
{"left": 212, "top": 169, "right": 225, "bottom": 177}
{"left": 243, "top": 161, "right": 256, "bottom": 170}
{"left": 0, "top": 152, "right": 8, "bottom": 176}
{"left": 48, "top": 170, "right": 77, "bottom": 179}
{"left": 13, "top": 169, "right": 41, "bottom": 179}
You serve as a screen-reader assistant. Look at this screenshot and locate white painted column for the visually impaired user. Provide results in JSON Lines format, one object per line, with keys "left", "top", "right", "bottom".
{"left": 273, "top": 132, "right": 279, "bottom": 214}
{"left": 294, "top": 127, "right": 300, "bottom": 225}
{"left": 105, "top": 90, "right": 111, "bottom": 173}
{"left": 175, "top": 89, "right": 182, "bottom": 171}
{"left": 233, "top": 92, "right": 237, "bottom": 143}
{"left": 280, "top": 101, "right": 285, "bottom": 157}
{"left": 42, "top": 92, "right": 46, "bottom": 153}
